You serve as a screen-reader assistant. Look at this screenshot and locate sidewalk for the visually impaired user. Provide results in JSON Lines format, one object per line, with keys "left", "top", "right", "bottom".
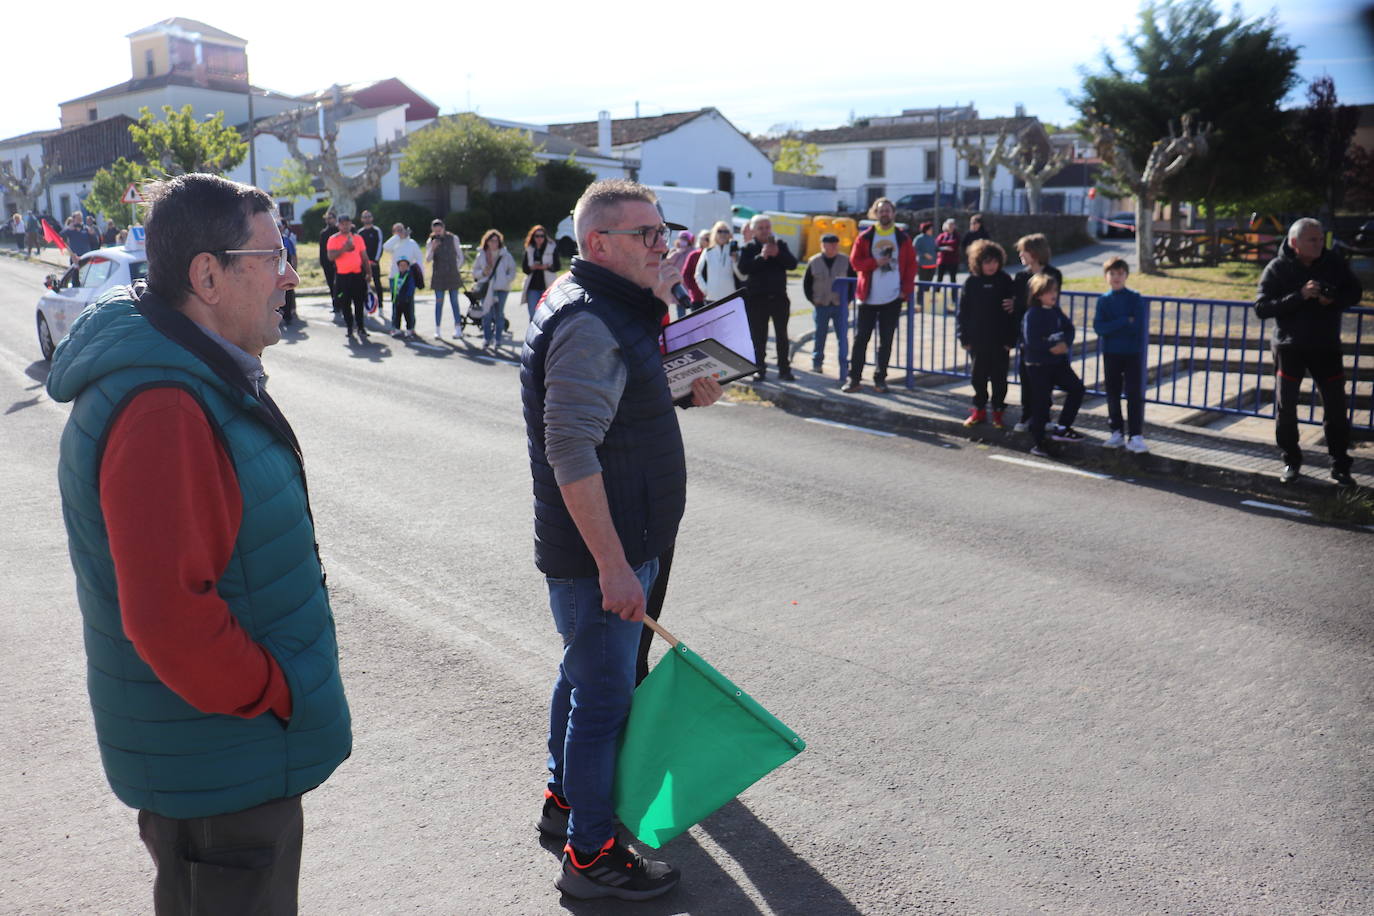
{"left": 741, "top": 327, "right": 1373, "bottom": 501}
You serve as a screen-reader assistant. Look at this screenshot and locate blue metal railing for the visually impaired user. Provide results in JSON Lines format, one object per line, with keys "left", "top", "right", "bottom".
{"left": 830, "top": 278, "right": 1374, "bottom": 430}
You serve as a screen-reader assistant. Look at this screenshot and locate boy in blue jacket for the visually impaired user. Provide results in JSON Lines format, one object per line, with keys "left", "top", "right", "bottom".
{"left": 1022, "top": 273, "right": 1085, "bottom": 456}
{"left": 1093, "top": 257, "right": 1149, "bottom": 452}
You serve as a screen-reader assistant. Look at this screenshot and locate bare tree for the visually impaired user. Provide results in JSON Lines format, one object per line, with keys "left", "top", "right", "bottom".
{"left": 1088, "top": 113, "right": 1210, "bottom": 274}
{"left": 266, "top": 103, "right": 395, "bottom": 218}
{"left": 1004, "top": 140, "right": 1072, "bottom": 215}
{"left": 951, "top": 124, "right": 1019, "bottom": 211}
{"left": 0, "top": 155, "right": 55, "bottom": 214}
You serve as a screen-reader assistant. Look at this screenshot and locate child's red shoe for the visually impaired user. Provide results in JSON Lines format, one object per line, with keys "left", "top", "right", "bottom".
{"left": 991, "top": 410, "right": 1006, "bottom": 429}
{"left": 963, "top": 408, "right": 986, "bottom": 427}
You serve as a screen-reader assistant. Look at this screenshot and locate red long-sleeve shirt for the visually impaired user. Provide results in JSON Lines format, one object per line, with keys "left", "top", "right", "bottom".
{"left": 99, "top": 386, "right": 292, "bottom": 720}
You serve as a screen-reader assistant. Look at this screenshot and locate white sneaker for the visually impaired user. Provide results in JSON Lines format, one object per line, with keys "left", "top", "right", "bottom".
{"left": 1104, "top": 431, "right": 1125, "bottom": 448}
{"left": 1012, "top": 420, "right": 1029, "bottom": 433}
{"left": 1126, "top": 435, "right": 1150, "bottom": 454}
{"left": 434, "top": 329, "right": 443, "bottom": 339}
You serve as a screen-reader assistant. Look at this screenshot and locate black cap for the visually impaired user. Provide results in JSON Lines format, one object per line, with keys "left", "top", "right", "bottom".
{"left": 821, "top": 233, "right": 840, "bottom": 243}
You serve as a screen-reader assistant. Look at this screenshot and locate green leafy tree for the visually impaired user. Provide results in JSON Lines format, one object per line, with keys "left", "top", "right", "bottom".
{"left": 1075, "top": 0, "right": 1296, "bottom": 267}
{"left": 774, "top": 138, "right": 822, "bottom": 176}
{"left": 399, "top": 114, "right": 539, "bottom": 205}
{"left": 86, "top": 157, "right": 151, "bottom": 222}
{"left": 1295, "top": 76, "right": 1360, "bottom": 220}
{"left": 266, "top": 157, "right": 316, "bottom": 201}
{"left": 129, "top": 104, "right": 247, "bottom": 176}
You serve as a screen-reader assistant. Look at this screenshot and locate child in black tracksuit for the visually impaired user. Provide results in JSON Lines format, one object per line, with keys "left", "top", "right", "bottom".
{"left": 1021, "top": 272, "right": 1086, "bottom": 454}
{"left": 957, "top": 240, "right": 1018, "bottom": 428}
{"left": 390, "top": 258, "right": 420, "bottom": 337}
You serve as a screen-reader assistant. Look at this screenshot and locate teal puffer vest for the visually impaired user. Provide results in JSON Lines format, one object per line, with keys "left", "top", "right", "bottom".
{"left": 47, "top": 285, "right": 351, "bottom": 819}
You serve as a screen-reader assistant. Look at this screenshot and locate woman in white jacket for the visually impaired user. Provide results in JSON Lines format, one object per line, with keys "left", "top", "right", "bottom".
{"left": 694, "top": 220, "right": 743, "bottom": 303}
{"left": 471, "top": 229, "right": 517, "bottom": 348}
{"left": 521, "top": 224, "right": 560, "bottom": 318}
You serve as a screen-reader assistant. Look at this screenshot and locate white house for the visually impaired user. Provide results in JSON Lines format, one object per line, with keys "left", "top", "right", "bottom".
{"left": 800, "top": 107, "right": 1048, "bottom": 213}
{"left": 549, "top": 108, "right": 837, "bottom": 212}
{"left": 0, "top": 128, "right": 59, "bottom": 216}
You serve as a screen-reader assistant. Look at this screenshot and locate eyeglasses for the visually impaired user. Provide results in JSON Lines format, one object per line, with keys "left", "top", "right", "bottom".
{"left": 596, "top": 224, "right": 670, "bottom": 248}
{"left": 214, "top": 246, "right": 289, "bottom": 276}
{"left": 532, "top": 233, "right": 546, "bottom": 238}
{"left": 715, "top": 229, "right": 732, "bottom": 235}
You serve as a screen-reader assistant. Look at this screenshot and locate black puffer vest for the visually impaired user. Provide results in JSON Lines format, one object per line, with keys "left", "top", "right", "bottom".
{"left": 521, "top": 259, "right": 687, "bottom": 578}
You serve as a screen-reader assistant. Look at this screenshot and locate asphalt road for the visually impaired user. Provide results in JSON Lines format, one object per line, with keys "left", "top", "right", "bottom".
{"left": 1, "top": 256, "right": 1371, "bottom": 915}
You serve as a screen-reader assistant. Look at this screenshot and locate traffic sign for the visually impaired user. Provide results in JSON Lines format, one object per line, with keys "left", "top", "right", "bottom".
{"left": 120, "top": 183, "right": 143, "bottom": 204}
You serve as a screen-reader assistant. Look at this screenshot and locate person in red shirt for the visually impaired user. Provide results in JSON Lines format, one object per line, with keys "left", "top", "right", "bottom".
{"left": 327, "top": 213, "right": 371, "bottom": 341}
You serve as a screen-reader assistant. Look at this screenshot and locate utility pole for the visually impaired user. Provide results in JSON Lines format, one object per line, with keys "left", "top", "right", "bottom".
{"left": 933, "top": 106, "right": 942, "bottom": 233}
{"left": 245, "top": 55, "right": 257, "bottom": 187}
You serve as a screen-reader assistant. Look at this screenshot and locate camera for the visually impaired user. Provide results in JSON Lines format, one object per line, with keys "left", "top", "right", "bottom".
{"left": 730, "top": 240, "right": 738, "bottom": 254}
{"left": 1319, "top": 282, "right": 1338, "bottom": 299}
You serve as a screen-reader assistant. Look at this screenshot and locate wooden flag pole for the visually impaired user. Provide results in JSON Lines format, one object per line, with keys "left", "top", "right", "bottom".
{"left": 642, "top": 616, "right": 679, "bottom": 647}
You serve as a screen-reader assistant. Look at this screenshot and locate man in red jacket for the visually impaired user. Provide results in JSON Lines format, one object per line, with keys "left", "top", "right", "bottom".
{"left": 844, "top": 198, "right": 917, "bottom": 393}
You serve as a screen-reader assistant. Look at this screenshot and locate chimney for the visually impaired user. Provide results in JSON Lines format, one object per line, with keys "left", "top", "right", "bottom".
{"left": 597, "top": 110, "right": 612, "bottom": 155}
{"left": 1015, "top": 102, "right": 1026, "bottom": 118}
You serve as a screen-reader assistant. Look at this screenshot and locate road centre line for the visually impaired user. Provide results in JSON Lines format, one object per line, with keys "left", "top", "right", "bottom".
{"left": 804, "top": 417, "right": 897, "bottom": 437}
{"left": 989, "top": 454, "right": 1114, "bottom": 480}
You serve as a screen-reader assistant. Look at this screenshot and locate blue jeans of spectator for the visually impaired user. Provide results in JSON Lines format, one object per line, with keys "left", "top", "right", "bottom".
{"left": 547, "top": 557, "right": 659, "bottom": 853}
{"left": 481, "top": 290, "right": 508, "bottom": 345}
{"left": 1102, "top": 352, "right": 1145, "bottom": 436}
{"left": 812, "top": 304, "right": 847, "bottom": 372}
{"left": 524, "top": 284, "right": 543, "bottom": 319}
{"left": 434, "top": 288, "right": 461, "bottom": 331}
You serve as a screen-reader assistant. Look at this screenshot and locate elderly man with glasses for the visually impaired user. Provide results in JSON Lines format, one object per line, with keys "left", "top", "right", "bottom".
{"left": 45, "top": 173, "right": 351, "bottom": 914}
{"left": 522, "top": 178, "right": 722, "bottom": 902}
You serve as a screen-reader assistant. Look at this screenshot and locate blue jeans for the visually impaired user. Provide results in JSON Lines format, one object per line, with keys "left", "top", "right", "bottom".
{"left": 524, "top": 284, "right": 543, "bottom": 319}
{"left": 482, "top": 290, "right": 508, "bottom": 345}
{"left": 546, "top": 557, "right": 659, "bottom": 852}
{"left": 434, "top": 288, "right": 460, "bottom": 330}
{"left": 812, "top": 304, "right": 847, "bottom": 371}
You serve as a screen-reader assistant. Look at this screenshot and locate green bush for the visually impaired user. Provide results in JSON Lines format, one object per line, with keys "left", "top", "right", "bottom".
{"left": 300, "top": 201, "right": 332, "bottom": 242}
{"left": 370, "top": 200, "right": 436, "bottom": 237}
{"left": 446, "top": 207, "right": 491, "bottom": 247}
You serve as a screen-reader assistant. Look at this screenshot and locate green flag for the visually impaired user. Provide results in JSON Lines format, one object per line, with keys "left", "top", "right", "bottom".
{"left": 614, "top": 637, "right": 805, "bottom": 849}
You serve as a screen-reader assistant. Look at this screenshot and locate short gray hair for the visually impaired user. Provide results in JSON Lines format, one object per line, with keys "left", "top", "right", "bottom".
{"left": 749, "top": 214, "right": 771, "bottom": 229}
{"left": 1287, "top": 217, "right": 1322, "bottom": 241}
{"left": 572, "top": 179, "right": 657, "bottom": 254}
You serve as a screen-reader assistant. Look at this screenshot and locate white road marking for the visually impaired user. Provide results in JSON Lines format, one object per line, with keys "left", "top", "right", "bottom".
{"left": 1240, "top": 499, "right": 1313, "bottom": 519}
{"left": 989, "top": 454, "right": 1113, "bottom": 480}
{"left": 804, "top": 417, "right": 897, "bottom": 437}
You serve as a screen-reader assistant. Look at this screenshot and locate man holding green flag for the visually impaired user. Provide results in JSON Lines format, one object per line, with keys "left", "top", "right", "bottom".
{"left": 520, "top": 179, "right": 721, "bottom": 901}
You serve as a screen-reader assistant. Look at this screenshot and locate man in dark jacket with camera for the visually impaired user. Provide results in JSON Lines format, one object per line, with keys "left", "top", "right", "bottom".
{"left": 1255, "top": 218, "right": 1363, "bottom": 486}
{"left": 737, "top": 215, "right": 798, "bottom": 381}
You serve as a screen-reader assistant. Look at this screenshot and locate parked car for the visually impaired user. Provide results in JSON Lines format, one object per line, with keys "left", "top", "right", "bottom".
{"left": 893, "top": 192, "right": 962, "bottom": 212}
{"left": 1099, "top": 211, "right": 1137, "bottom": 238}
{"left": 36, "top": 243, "right": 147, "bottom": 360}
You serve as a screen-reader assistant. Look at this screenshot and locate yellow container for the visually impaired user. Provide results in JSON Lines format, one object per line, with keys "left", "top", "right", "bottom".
{"left": 828, "top": 217, "right": 858, "bottom": 255}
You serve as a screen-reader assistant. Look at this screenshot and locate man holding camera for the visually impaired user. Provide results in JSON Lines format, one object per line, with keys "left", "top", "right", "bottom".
{"left": 1255, "top": 218, "right": 1363, "bottom": 486}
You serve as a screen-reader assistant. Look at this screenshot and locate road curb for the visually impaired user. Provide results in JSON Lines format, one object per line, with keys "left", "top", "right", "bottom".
{"left": 735, "top": 377, "right": 1366, "bottom": 505}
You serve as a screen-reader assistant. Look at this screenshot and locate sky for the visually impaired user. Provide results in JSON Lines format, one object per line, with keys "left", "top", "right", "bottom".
{"left": 6, "top": 1, "right": 1371, "bottom": 143}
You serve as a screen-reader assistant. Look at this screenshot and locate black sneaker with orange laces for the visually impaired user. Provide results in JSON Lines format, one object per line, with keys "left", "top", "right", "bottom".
{"left": 536, "top": 789, "right": 570, "bottom": 838}
{"left": 556, "top": 836, "right": 680, "bottom": 901}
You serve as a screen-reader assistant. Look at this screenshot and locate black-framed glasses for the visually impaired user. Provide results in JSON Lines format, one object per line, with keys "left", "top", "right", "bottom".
{"left": 214, "top": 247, "right": 289, "bottom": 276}
{"left": 596, "top": 224, "right": 670, "bottom": 248}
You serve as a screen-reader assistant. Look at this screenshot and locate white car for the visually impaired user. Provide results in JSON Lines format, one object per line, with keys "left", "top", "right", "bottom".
{"left": 36, "top": 242, "right": 147, "bottom": 360}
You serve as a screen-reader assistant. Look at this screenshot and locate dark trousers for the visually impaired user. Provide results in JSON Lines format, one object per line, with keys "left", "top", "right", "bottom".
{"left": 1103, "top": 352, "right": 1145, "bottom": 436}
{"left": 369, "top": 262, "right": 384, "bottom": 304}
{"left": 1026, "top": 361, "right": 1085, "bottom": 445}
{"left": 1274, "top": 346, "right": 1351, "bottom": 470}
{"left": 849, "top": 299, "right": 901, "bottom": 384}
{"left": 321, "top": 261, "right": 337, "bottom": 305}
{"left": 139, "top": 794, "right": 304, "bottom": 916}
{"left": 334, "top": 272, "right": 368, "bottom": 332}
{"left": 916, "top": 267, "right": 935, "bottom": 305}
{"left": 746, "top": 293, "right": 791, "bottom": 371}
{"left": 635, "top": 542, "right": 675, "bottom": 686}
{"left": 935, "top": 263, "right": 957, "bottom": 284}
{"left": 970, "top": 346, "right": 1011, "bottom": 409}
{"left": 391, "top": 294, "right": 416, "bottom": 331}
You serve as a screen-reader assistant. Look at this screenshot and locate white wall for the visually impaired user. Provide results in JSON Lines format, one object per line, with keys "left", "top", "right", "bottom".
{"left": 83, "top": 84, "right": 301, "bottom": 128}
{"left": 0, "top": 139, "right": 47, "bottom": 212}
{"left": 817, "top": 137, "right": 1018, "bottom": 209}
{"left": 634, "top": 110, "right": 776, "bottom": 192}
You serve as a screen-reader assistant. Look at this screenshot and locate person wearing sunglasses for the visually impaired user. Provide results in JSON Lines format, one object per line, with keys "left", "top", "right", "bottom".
{"left": 46, "top": 173, "right": 349, "bottom": 915}
{"left": 523, "top": 179, "right": 722, "bottom": 903}
{"left": 522, "top": 224, "right": 561, "bottom": 318}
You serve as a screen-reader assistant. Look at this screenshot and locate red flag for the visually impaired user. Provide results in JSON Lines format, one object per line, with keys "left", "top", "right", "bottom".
{"left": 42, "top": 218, "right": 66, "bottom": 251}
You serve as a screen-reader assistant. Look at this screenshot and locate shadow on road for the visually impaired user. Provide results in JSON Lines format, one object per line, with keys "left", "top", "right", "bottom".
{"left": 546, "top": 799, "right": 858, "bottom": 915}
